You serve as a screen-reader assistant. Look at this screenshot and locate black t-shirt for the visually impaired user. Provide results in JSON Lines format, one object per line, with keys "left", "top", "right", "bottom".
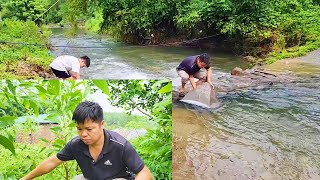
{"left": 177, "top": 55, "right": 210, "bottom": 75}
{"left": 57, "top": 129, "right": 144, "bottom": 180}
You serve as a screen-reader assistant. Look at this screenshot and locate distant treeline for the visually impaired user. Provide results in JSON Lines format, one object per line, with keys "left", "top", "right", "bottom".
{"left": 1, "top": 0, "right": 320, "bottom": 60}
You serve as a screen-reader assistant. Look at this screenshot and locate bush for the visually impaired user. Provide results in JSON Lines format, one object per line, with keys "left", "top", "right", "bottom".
{"left": 0, "top": 20, "right": 52, "bottom": 78}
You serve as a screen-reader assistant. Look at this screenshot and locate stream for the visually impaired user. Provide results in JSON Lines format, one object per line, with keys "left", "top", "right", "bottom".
{"left": 49, "top": 28, "right": 320, "bottom": 180}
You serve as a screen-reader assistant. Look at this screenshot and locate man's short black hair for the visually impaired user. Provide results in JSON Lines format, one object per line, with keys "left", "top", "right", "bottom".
{"left": 72, "top": 101, "right": 103, "bottom": 124}
{"left": 80, "top": 56, "right": 90, "bottom": 67}
{"left": 198, "top": 53, "right": 211, "bottom": 66}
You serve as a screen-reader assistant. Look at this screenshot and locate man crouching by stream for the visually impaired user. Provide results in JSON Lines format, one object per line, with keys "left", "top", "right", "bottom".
{"left": 50, "top": 55, "right": 90, "bottom": 80}
{"left": 176, "top": 53, "right": 213, "bottom": 97}
{"left": 21, "top": 101, "right": 153, "bottom": 180}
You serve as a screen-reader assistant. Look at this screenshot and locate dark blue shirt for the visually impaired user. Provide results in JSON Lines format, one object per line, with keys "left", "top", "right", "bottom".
{"left": 176, "top": 55, "right": 209, "bottom": 75}
{"left": 57, "top": 129, "right": 144, "bottom": 180}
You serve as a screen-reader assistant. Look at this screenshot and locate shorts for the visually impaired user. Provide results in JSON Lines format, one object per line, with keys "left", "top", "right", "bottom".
{"left": 177, "top": 69, "right": 207, "bottom": 84}
{"left": 51, "top": 67, "right": 71, "bottom": 78}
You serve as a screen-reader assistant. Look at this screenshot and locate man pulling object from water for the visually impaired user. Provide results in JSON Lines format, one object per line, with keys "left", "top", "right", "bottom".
{"left": 21, "top": 101, "right": 153, "bottom": 180}
{"left": 176, "top": 53, "right": 213, "bottom": 97}
{"left": 50, "top": 55, "right": 90, "bottom": 80}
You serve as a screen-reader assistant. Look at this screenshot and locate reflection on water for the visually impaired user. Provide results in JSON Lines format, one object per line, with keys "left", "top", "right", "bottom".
{"left": 173, "top": 76, "right": 320, "bottom": 179}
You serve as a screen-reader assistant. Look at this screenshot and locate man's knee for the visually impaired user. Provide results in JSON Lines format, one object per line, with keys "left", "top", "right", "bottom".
{"left": 177, "top": 70, "right": 189, "bottom": 84}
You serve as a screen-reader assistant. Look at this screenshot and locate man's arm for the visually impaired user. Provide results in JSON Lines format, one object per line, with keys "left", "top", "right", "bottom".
{"left": 189, "top": 75, "right": 197, "bottom": 89}
{"left": 21, "top": 155, "right": 64, "bottom": 180}
{"left": 68, "top": 70, "right": 80, "bottom": 80}
{"left": 206, "top": 67, "right": 213, "bottom": 86}
{"left": 135, "top": 165, "right": 153, "bottom": 180}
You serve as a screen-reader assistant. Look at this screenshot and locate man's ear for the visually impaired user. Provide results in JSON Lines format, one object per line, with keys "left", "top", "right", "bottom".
{"left": 101, "top": 120, "right": 105, "bottom": 127}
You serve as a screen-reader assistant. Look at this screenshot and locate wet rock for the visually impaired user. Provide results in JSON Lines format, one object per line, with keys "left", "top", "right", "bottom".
{"left": 243, "top": 56, "right": 257, "bottom": 62}
{"left": 180, "top": 82, "right": 220, "bottom": 109}
{"left": 231, "top": 67, "right": 244, "bottom": 76}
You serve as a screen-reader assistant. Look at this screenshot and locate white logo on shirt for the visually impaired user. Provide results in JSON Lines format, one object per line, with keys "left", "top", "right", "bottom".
{"left": 104, "top": 160, "right": 112, "bottom": 165}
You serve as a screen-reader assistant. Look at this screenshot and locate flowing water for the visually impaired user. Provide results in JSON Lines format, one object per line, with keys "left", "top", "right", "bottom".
{"left": 173, "top": 60, "right": 320, "bottom": 179}
{"left": 49, "top": 28, "right": 249, "bottom": 81}
{"left": 50, "top": 28, "right": 320, "bottom": 180}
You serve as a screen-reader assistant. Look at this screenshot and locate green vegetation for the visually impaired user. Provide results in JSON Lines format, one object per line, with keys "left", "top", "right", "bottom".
{"left": 0, "top": 20, "right": 52, "bottom": 79}
{"left": 0, "top": 0, "right": 319, "bottom": 73}
{"left": 96, "top": 0, "right": 320, "bottom": 61}
{"left": 0, "top": 80, "right": 172, "bottom": 179}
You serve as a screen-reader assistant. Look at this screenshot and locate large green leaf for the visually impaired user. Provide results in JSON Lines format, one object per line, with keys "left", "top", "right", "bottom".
{"left": 158, "top": 83, "right": 172, "bottom": 94}
{"left": 0, "top": 135, "right": 15, "bottom": 155}
{"left": 92, "top": 80, "right": 110, "bottom": 97}
{"left": 35, "top": 85, "right": 47, "bottom": 94}
{"left": 6, "top": 80, "right": 16, "bottom": 96}
{"left": 44, "top": 113, "right": 62, "bottom": 123}
{"left": 0, "top": 116, "right": 16, "bottom": 128}
{"left": 29, "top": 100, "right": 39, "bottom": 117}
{"left": 47, "top": 80, "right": 61, "bottom": 95}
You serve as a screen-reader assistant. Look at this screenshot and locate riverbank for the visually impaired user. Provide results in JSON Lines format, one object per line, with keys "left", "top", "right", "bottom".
{"left": 264, "top": 48, "right": 320, "bottom": 76}
{"left": 0, "top": 20, "right": 54, "bottom": 79}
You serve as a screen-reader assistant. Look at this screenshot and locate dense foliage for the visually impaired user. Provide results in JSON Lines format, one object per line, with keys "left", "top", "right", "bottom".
{"left": 97, "top": 0, "right": 320, "bottom": 59}
{"left": 0, "top": 20, "right": 52, "bottom": 79}
{"left": 1, "top": 0, "right": 319, "bottom": 63}
{"left": 0, "top": 80, "right": 172, "bottom": 179}
{"left": 107, "top": 80, "right": 172, "bottom": 179}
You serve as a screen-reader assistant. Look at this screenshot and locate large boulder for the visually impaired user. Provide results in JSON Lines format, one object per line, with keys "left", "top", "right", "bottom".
{"left": 180, "top": 82, "right": 220, "bottom": 109}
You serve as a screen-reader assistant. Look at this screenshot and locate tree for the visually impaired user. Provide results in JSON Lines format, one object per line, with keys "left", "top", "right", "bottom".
{"left": 5, "top": 0, "right": 47, "bottom": 25}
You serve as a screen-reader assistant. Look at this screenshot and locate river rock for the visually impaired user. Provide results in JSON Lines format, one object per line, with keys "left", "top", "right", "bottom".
{"left": 231, "top": 67, "right": 244, "bottom": 76}
{"left": 243, "top": 56, "right": 257, "bottom": 62}
{"left": 180, "top": 82, "right": 220, "bottom": 109}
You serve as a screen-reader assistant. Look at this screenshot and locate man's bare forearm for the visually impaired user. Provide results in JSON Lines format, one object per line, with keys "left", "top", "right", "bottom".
{"left": 135, "top": 166, "right": 153, "bottom": 180}
{"left": 207, "top": 67, "right": 213, "bottom": 84}
{"left": 189, "top": 76, "right": 197, "bottom": 89}
{"left": 21, "top": 156, "right": 63, "bottom": 180}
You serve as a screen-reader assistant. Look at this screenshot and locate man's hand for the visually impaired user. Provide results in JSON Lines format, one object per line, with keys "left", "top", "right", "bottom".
{"left": 189, "top": 76, "right": 197, "bottom": 89}
{"left": 68, "top": 70, "right": 80, "bottom": 80}
{"left": 209, "top": 82, "right": 214, "bottom": 89}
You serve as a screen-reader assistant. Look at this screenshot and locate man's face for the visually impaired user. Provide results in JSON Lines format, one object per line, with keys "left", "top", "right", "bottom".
{"left": 76, "top": 119, "right": 104, "bottom": 145}
{"left": 196, "top": 58, "right": 207, "bottom": 68}
{"left": 79, "top": 60, "right": 87, "bottom": 68}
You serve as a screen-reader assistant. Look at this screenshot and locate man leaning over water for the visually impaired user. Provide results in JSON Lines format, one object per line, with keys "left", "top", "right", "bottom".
{"left": 176, "top": 53, "right": 213, "bottom": 97}
{"left": 50, "top": 55, "right": 90, "bottom": 80}
{"left": 21, "top": 101, "right": 153, "bottom": 180}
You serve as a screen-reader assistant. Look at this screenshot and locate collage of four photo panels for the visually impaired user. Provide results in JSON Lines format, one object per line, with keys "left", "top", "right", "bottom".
{"left": 1, "top": 1, "right": 320, "bottom": 180}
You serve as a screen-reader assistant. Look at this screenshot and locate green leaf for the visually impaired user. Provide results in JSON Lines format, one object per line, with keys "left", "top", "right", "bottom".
{"left": 0, "top": 116, "right": 16, "bottom": 128}
{"left": 29, "top": 100, "right": 39, "bottom": 117}
{"left": 39, "top": 138, "right": 49, "bottom": 143}
{"left": 35, "top": 85, "right": 47, "bottom": 94}
{"left": 0, "top": 135, "right": 15, "bottom": 155}
{"left": 68, "top": 122, "right": 76, "bottom": 128}
{"left": 158, "top": 83, "right": 172, "bottom": 94}
{"left": 48, "top": 80, "right": 61, "bottom": 95}
{"left": 6, "top": 80, "right": 16, "bottom": 96}
{"left": 24, "top": 99, "right": 30, "bottom": 109}
{"left": 92, "top": 80, "right": 110, "bottom": 97}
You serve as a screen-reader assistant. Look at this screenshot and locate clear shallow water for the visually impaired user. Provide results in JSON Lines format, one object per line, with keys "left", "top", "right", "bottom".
{"left": 173, "top": 76, "right": 320, "bottom": 180}
{"left": 49, "top": 28, "right": 249, "bottom": 81}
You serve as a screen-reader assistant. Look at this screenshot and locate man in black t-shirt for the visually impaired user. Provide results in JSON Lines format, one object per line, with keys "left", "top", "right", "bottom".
{"left": 176, "top": 53, "right": 213, "bottom": 97}
{"left": 21, "top": 101, "right": 153, "bottom": 180}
